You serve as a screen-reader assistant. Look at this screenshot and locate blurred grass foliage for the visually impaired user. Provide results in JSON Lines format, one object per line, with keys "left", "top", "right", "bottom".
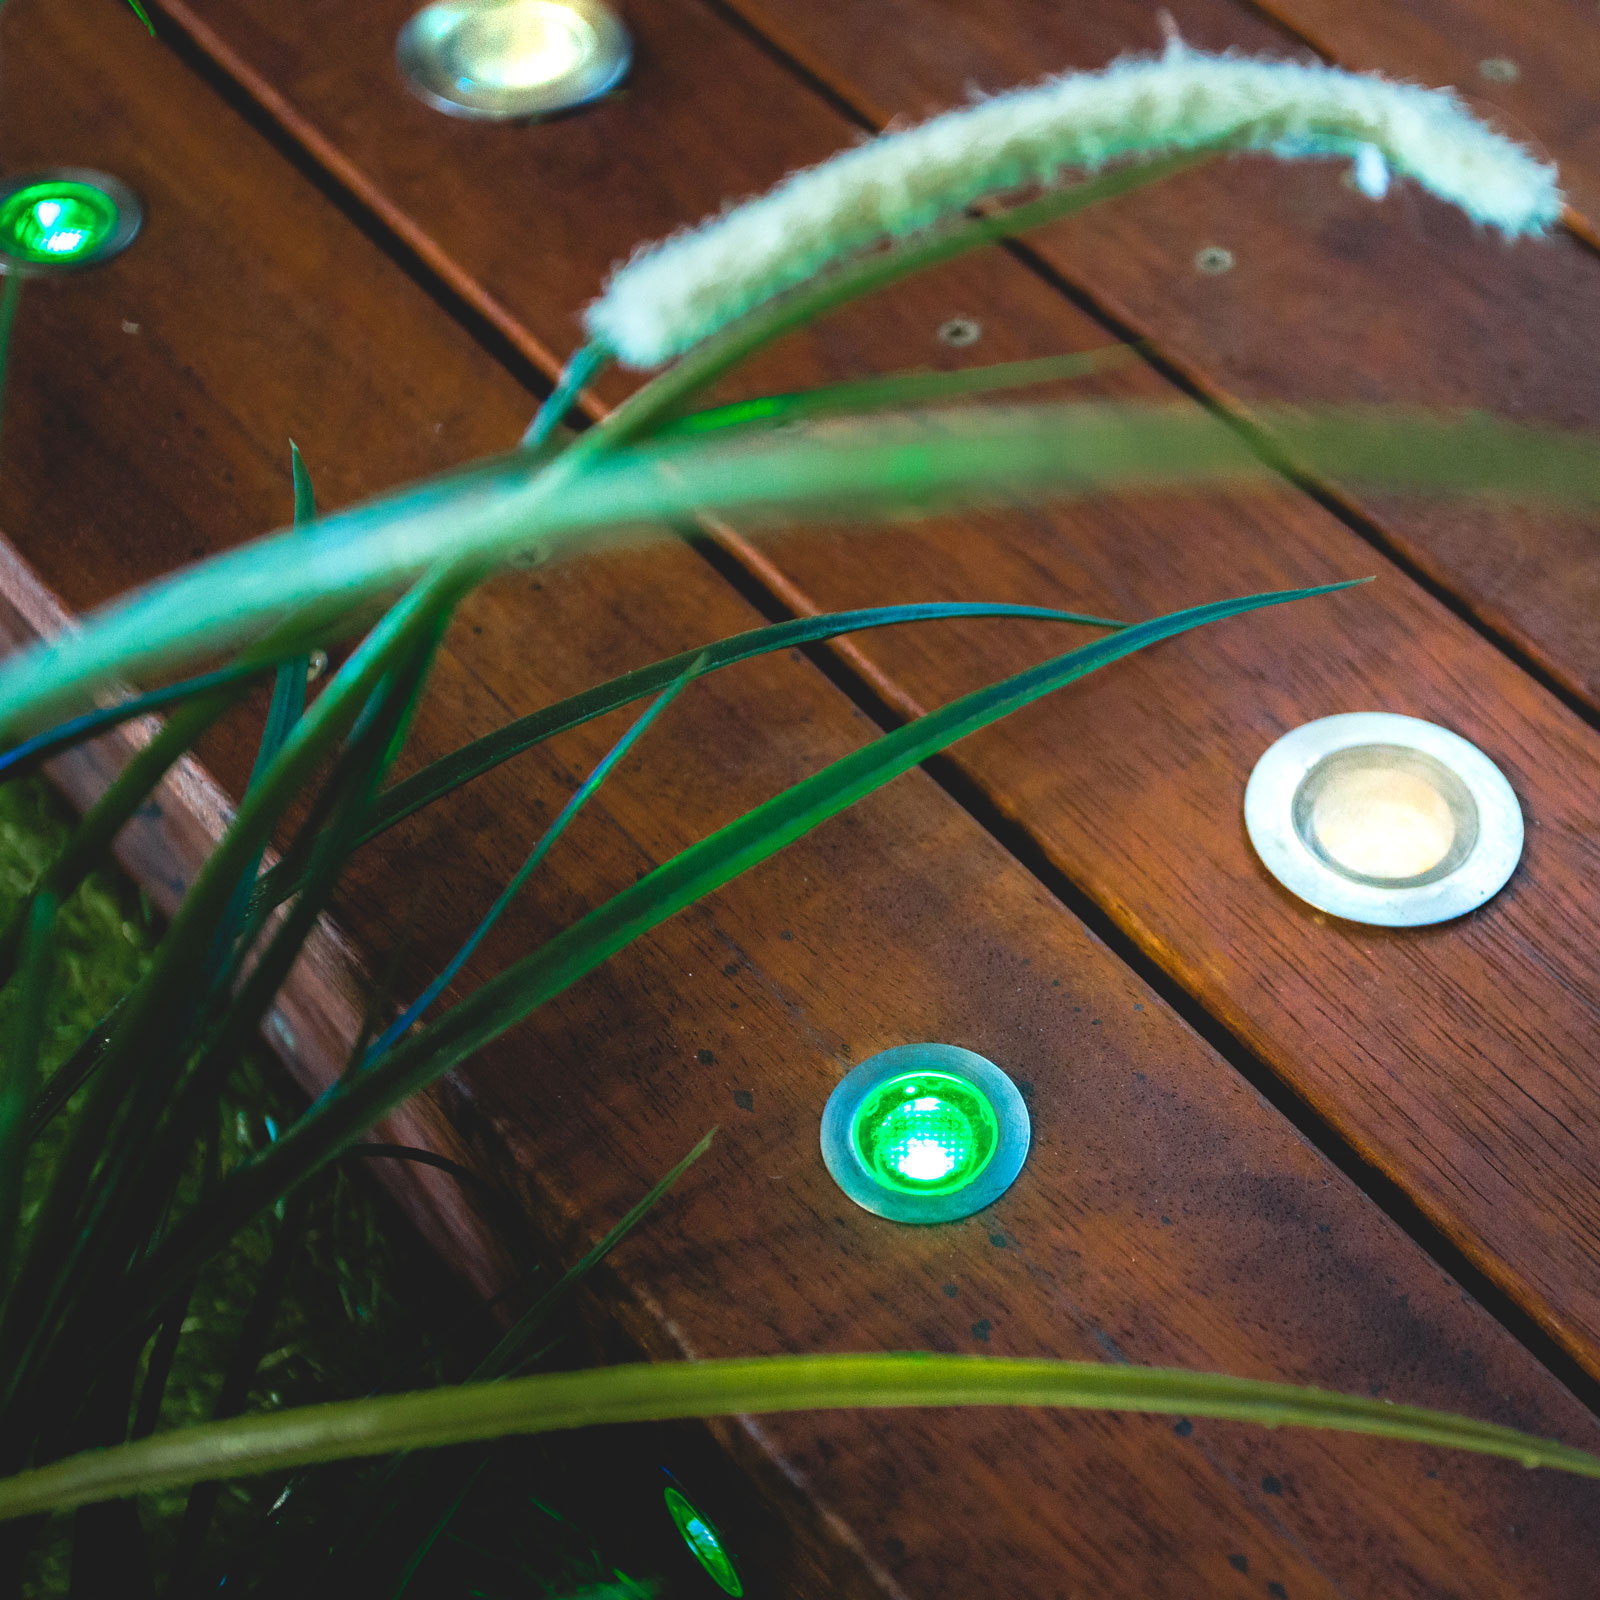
{"left": 2, "top": 779, "right": 652, "bottom": 1596}
{"left": 3, "top": 778, "right": 153, "bottom": 1237}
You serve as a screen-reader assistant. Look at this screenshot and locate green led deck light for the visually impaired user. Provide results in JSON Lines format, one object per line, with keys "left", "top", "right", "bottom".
{"left": 0, "top": 171, "right": 141, "bottom": 274}
{"left": 0, "top": 184, "right": 113, "bottom": 263}
{"left": 821, "top": 1044, "right": 1030, "bottom": 1223}
{"left": 664, "top": 1486, "right": 743, "bottom": 1596}
{"left": 852, "top": 1070, "right": 999, "bottom": 1195}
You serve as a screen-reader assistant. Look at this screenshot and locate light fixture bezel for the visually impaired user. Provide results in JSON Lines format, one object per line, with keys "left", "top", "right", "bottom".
{"left": 0, "top": 170, "right": 142, "bottom": 276}
{"left": 396, "top": 0, "right": 631, "bottom": 121}
{"left": 1244, "top": 712, "right": 1523, "bottom": 926}
{"left": 820, "top": 1043, "right": 1030, "bottom": 1224}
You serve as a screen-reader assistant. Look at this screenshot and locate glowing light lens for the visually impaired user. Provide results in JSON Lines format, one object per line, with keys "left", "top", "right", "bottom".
{"left": 1312, "top": 764, "right": 1454, "bottom": 878}
{"left": 398, "top": 0, "right": 631, "bottom": 119}
{"left": 664, "top": 1486, "right": 743, "bottom": 1596}
{"left": 448, "top": 0, "right": 593, "bottom": 91}
{"left": 851, "top": 1070, "right": 999, "bottom": 1196}
{"left": 0, "top": 181, "right": 119, "bottom": 265}
{"left": 1292, "top": 743, "right": 1478, "bottom": 886}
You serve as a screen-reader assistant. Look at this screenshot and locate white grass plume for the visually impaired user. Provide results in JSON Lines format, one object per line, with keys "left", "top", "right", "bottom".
{"left": 585, "top": 45, "right": 1560, "bottom": 369}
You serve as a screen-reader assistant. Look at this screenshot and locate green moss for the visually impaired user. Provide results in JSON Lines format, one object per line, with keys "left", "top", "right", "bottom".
{"left": 5, "top": 778, "right": 651, "bottom": 1598}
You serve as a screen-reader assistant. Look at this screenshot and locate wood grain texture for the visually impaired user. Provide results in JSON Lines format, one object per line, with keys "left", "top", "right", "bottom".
{"left": 150, "top": 0, "right": 1600, "bottom": 716}
{"left": 126, "top": 0, "right": 1600, "bottom": 1379}
{"left": 8, "top": 0, "right": 1600, "bottom": 1594}
{"left": 680, "top": 0, "right": 1600, "bottom": 1371}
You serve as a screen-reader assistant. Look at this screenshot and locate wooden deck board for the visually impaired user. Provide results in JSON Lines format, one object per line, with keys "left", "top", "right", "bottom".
{"left": 117, "top": 0, "right": 1600, "bottom": 1372}
{"left": 8, "top": 0, "right": 1600, "bottom": 1593}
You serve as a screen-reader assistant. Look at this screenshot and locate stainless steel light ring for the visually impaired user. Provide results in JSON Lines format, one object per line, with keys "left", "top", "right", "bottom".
{"left": 820, "top": 1043, "right": 1031, "bottom": 1224}
{"left": 397, "top": 0, "right": 632, "bottom": 121}
{"left": 1244, "top": 712, "right": 1523, "bottom": 926}
{"left": 0, "top": 169, "right": 142, "bottom": 276}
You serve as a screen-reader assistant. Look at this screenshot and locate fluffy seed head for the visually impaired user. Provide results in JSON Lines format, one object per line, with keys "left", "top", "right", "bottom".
{"left": 584, "top": 46, "right": 1561, "bottom": 369}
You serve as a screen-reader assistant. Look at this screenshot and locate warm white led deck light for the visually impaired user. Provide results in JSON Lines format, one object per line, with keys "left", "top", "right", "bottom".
{"left": 821, "top": 1044, "right": 1030, "bottom": 1223}
{"left": 397, "top": 0, "right": 631, "bottom": 120}
{"left": 1244, "top": 712, "right": 1523, "bottom": 926}
{"left": 0, "top": 171, "right": 141, "bottom": 275}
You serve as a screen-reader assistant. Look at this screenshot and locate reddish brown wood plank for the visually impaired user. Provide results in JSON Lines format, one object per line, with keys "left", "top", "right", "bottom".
{"left": 151, "top": 0, "right": 1600, "bottom": 719}
{"left": 124, "top": 0, "right": 1600, "bottom": 1380}
{"left": 713, "top": 0, "right": 1600, "bottom": 703}
{"left": 7, "top": 1, "right": 1600, "bottom": 1595}
{"left": 0, "top": 540, "right": 511, "bottom": 1295}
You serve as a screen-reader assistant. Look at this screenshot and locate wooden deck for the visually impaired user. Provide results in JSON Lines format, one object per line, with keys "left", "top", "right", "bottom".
{"left": 6, "top": 0, "right": 1600, "bottom": 1592}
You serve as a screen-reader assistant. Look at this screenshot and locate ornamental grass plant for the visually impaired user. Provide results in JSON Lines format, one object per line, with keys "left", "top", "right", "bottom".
{"left": 5, "top": 33, "right": 1600, "bottom": 1595}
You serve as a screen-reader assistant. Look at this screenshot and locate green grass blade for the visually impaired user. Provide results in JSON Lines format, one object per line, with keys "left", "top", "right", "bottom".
{"left": 103, "top": 626, "right": 450, "bottom": 1282}
{"left": 523, "top": 344, "right": 608, "bottom": 450}
{"left": 389, "top": 1458, "right": 489, "bottom": 1598}
{"left": 661, "top": 346, "right": 1141, "bottom": 436}
{"left": 6, "top": 399, "right": 1595, "bottom": 737}
{"left": 355, "top": 1131, "right": 715, "bottom": 1582}
{"left": 256, "top": 601, "right": 1122, "bottom": 914}
{"left": 359, "top": 600, "right": 1124, "bottom": 831}
{"left": 130, "top": 1278, "right": 195, "bottom": 1441}
{"left": 0, "top": 647, "right": 444, "bottom": 1478}
{"left": 291, "top": 440, "right": 316, "bottom": 526}
{"left": 253, "top": 442, "right": 316, "bottom": 777}
{"left": 27, "top": 1002, "right": 119, "bottom": 1138}
{"left": 210, "top": 445, "right": 319, "bottom": 972}
{"left": 122, "top": 582, "right": 1348, "bottom": 1324}
{"left": 168, "top": 1193, "right": 307, "bottom": 1589}
{"left": 342, "top": 1145, "right": 537, "bottom": 1256}
{"left": 2, "top": 1350, "right": 1594, "bottom": 1518}
{"left": 0, "top": 689, "right": 234, "bottom": 989}
{"left": 205, "top": 643, "right": 446, "bottom": 1093}
{"left": 364, "top": 657, "right": 704, "bottom": 1062}
{"left": 473, "top": 1130, "right": 716, "bottom": 1382}
{"left": 0, "top": 895, "right": 56, "bottom": 1290}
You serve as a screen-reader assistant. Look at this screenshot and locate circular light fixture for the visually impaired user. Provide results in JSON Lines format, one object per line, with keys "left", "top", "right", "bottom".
{"left": 0, "top": 171, "right": 141, "bottom": 275}
{"left": 397, "top": 0, "right": 631, "bottom": 121}
{"left": 663, "top": 1485, "right": 743, "bottom": 1596}
{"left": 821, "top": 1044, "right": 1030, "bottom": 1223}
{"left": 1244, "top": 712, "right": 1523, "bottom": 926}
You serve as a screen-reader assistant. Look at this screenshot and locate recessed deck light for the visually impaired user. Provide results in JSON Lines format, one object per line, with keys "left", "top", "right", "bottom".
{"left": 397, "top": 0, "right": 631, "bottom": 120}
{"left": 1245, "top": 713, "right": 1523, "bottom": 925}
{"left": 663, "top": 1485, "right": 743, "bottom": 1596}
{"left": 822, "top": 1044, "right": 1030, "bottom": 1223}
{"left": 0, "top": 172, "right": 141, "bottom": 274}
